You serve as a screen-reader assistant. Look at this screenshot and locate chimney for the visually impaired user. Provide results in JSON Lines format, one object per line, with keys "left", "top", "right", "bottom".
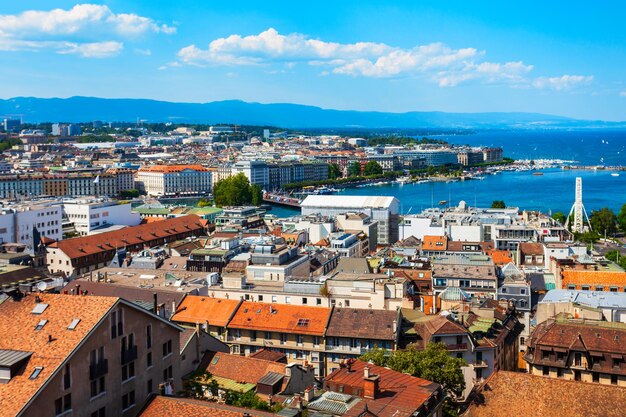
{"left": 393, "top": 320, "right": 397, "bottom": 334}
{"left": 76, "top": 284, "right": 80, "bottom": 295}
{"left": 153, "top": 293, "right": 158, "bottom": 314}
{"left": 363, "top": 374, "right": 380, "bottom": 400}
{"left": 195, "top": 322, "right": 201, "bottom": 336}
{"left": 303, "top": 387, "right": 314, "bottom": 402}
{"left": 363, "top": 365, "right": 370, "bottom": 379}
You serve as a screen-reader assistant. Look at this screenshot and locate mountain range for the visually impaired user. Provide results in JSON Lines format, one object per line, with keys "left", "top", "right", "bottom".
{"left": 0, "top": 96, "right": 623, "bottom": 129}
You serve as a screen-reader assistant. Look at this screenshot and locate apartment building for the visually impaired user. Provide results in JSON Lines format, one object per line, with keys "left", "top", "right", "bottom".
{"left": 525, "top": 316, "right": 626, "bottom": 387}
{"left": 246, "top": 243, "right": 310, "bottom": 282}
{"left": 431, "top": 254, "right": 498, "bottom": 299}
{"left": 62, "top": 198, "right": 141, "bottom": 235}
{"left": 301, "top": 195, "right": 400, "bottom": 245}
{"left": 136, "top": 165, "right": 212, "bottom": 196}
{"left": 46, "top": 215, "right": 205, "bottom": 277}
{"left": 0, "top": 293, "right": 182, "bottom": 417}
{"left": 0, "top": 203, "right": 62, "bottom": 253}
{"left": 225, "top": 302, "right": 331, "bottom": 376}
{"left": 0, "top": 172, "right": 130, "bottom": 199}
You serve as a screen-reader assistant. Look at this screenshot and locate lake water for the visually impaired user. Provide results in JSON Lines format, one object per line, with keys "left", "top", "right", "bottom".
{"left": 270, "top": 129, "right": 626, "bottom": 217}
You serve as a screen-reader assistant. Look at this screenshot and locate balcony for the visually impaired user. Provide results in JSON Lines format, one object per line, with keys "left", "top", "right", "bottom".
{"left": 89, "top": 359, "right": 108, "bottom": 380}
{"left": 446, "top": 343, "right": 468, "bottom": 351}
{"left": 473, "top": 360, "right": 488, "bottom": 368}
{"left": 121, "top": 346, "right": 138, "bottom": 365}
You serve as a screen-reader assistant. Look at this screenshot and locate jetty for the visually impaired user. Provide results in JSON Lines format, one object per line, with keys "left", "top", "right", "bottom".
{"left": 263, "top": 192, "right": 302, "bottom": 208}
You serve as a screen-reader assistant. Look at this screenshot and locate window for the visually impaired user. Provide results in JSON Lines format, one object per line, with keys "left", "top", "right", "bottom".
{"left": 456, "top": 335, "right": 463, "bottom": 345}
{"left": 54, "top": 394, "right": 71, "bottom": 416}
{"left": 456, "top": 352, "right": 463, "bottom": 359}
{"left": 265, "top": 331, "right": 272, "bottom": 340}
{"left": 543, "top": 366, "right": 549, "bottom": 376}
{"left": 296, "top": 334, "right": 304, "bottom": 345}
{"left": 90, "top": 376, "right": 105, "bottom": 397}
{"left": 63, "top": 363, "right": 71, "bottom": 390}
{"left": 581, "top": 286, "right": 590, "bottom": 291}
{"left": 90, "top": 407, "right": 105, "bottom": 417}
{"left": 557, "top": 368, "right": 562, "bottom": 378}
{"left": 162, "top": 340, "right": 172, "bottom": 357}
{"left": 285, "top": 296, "right": 291, "bottom": 304}
{"left": 434, "top": 336, "right": 441, "bottom": 343}
{"left": 520, "top": 288, "right": 526, "bottom": 295}
{"left": 611, "top": 374, "right": 618, "bottom": 385}
{"left": 146, "top": 325, "right": 152, "bottom": 349}
{"left": 122, "top": 390, "right": 135, "bottom": 410}
{"left": 271, "top": 296, "right": 277, "bottom": 303}
{"left": 111, "top": 310, "right": 123, "bottom": 339}
{"left": 147, "top": 352, "right": 153, "bottom": 368}
{"left": 313, "top": 336, "right": 320, "bottom": 347}
{"left": 29, "top": 367, "right": 43, "bottom": 379}
{"left": 520, "top": 337, "right": 526, "bottom": 346}
{"left": 316, "top": 298, "right": 322, "bottom": 305}
{"left": 542, "top": 350, "right": 550, "bottom": 360}
{"left": 163, "top": 365, "right": 173, "bottom": 380}
{"left": 345, "top": 300, "right": 350, "bottom": 307}
{"left": 574, "top": 353, "right": 582, "bottom": 367}
{"left": 596, "top": 286, "right": 604, "bottom": 292}
{"left": 610, "top": 287, "right": 618, "bottom": 292}
{"left": 593, "top": 372, "right": 600, "bottom": 383}
{"left": 302, "top": 297, "right": 308, "bottom": 304}
{"left": 280, "top": 333, "right": 287, "bottom": 345}
{"left": 147, "top": 379, "right": 153, "bottom": 394}
{"left": 250, "top": 331, "right": 257, "bottom": 342}
{"left": 258, "top": 295, "right": 264, "bottom": 302}
{"left": 122, "top": 362, "right": 135, "bottom": 381}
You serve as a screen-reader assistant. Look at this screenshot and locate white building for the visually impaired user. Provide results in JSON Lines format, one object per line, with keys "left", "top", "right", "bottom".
{"left": 301, "top": 195, "right": 400, "bottom": 245}
{"left": 231, "top": 160, "right": 270, "bottom": 189}
{"left": 0, "top": 203, "right": 63, "bottom": 252}
{"left": 61, "top": 198, "right": 141, "bottom": 235}
{"left": 136, "top": 164, "right": 213, "bottom": 196}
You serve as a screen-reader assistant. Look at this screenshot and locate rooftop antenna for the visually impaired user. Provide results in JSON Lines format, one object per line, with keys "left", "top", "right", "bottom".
{"left": 565, "top": 177, "right": 591, "bottom": 233}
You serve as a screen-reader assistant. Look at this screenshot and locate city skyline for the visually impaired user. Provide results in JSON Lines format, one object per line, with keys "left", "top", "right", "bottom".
{"left": 0, "top": 1, "right": 625, "bottom": 121}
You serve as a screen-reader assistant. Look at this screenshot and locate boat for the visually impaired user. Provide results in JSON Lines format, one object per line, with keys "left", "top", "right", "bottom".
{"left": 611, "top": 173, "right": 620, "bottom": 177}
{"left": 532, "top": 172, "right": 544, "bottom": 176}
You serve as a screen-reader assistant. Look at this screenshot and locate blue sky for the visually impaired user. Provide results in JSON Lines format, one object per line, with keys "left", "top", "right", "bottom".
{"left": 0, "top": 1, "right": 625, "bottom": 120}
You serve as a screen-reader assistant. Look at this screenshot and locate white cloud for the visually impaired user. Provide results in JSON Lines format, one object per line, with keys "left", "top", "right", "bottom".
{"left": 134, "top": 48, "right": 152, "bottom": 56}
{"left": 532, "top": 75, "right": 594, "bottom": 91}
{"left": 620, "top": 90, "right": 626, "bottom": 97}
{"left": 0, "top": 4, "right": 173, "bottom": 58}
{"left": 59, "top": 41, "right": 123, "bottom": 58}
{"left": 176, "top": 28, "right": 591, "bottom": 90}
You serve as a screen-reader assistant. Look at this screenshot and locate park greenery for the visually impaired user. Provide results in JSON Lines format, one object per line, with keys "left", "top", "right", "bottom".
{"left": 0, "top": 137, "right": 22, "bottom": 151}
{"left": 213, "top": 173, "right": 263, "bottom": 207}
{"left": 360, "top": 343, "right": 467, "bottom": 395}
{"left": 552, "top": 204, "right": 626, "bottom": 244}
{"left": 328, "top": 163, "right": 342, "bottom": 180}
{"left": 363, "top": 161, "right": 384, "bottom": 176}
{"left": 490, "top": 200, "right": 506, "bottom": 209}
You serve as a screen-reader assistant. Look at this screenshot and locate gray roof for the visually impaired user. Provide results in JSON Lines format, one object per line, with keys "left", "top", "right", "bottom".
{"left": 0, "top": 349, "right": 32, "bottom": 367}
{"left": 540, "top": 290, "right": 626, "bottom": 309}
{"left": 301, "top": 195, "right": 398, "bottom": 209}
{"left": 257, "top": 371, "right": 284, "bottom": 386}
{"left": 308, "top": 392, "right": 360, "bottom": 415}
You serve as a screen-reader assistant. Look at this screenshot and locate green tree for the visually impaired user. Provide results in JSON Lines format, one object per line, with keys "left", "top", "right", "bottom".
{"left": 360, "top": 343, "right": 466, "bottom": 394}
{"left": 617, "top": 204, "right": 626, "bottom": 233}
{"left": 347, "top": 161, "right": 362, "bottom": 177}
{"left": 250, "top": 184, "right": 263, "bottom": 206}
{"left": 213, "top": 173, "right": 255, "bottom": 207}
{"left": 590, "top": 207, "right": 617, "bottom": 237}
{"left": 490, "top": 200, "right": 506, "bottom": 209}
{"left": 552, "top": 212, "right": 567, "bottom": 225}
{"left": 119, "top": 189, "right": 140, "bottom": 199}
{"left": 328, "top": 163, "right": 342, "bottom": 180}
{"left": 363, "top": 161, "right": 384, "bottom": 176}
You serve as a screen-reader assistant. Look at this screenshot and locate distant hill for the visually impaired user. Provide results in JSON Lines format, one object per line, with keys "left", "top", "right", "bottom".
{"left": 0, "top": 96, "right": 622, "bottom": 129}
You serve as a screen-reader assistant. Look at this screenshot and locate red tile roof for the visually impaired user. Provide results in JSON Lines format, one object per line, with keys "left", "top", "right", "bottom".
{"left": 140, "top": 396, "right": 275, "bottom": 417}
{"left": 171, "top": 296, "right": 241, "bottom": 327}
{"left": 206, "top": 352, "right": 286, "bottom": 384}
{"left": 0, "top": 294, "right": 118, "bottom": 417}
{"left": 422, "top": 235, "right": 447, "bottom": 251}
{"left": 325, "top": 359, "right": 442, "bottom": 417}
{"left": 139, "top": 164, "right": 210, "bottom": 173}
{"left": 326, "top": 308, "right": 398, "bottom": 340}
{"left": 561, "top": 270, "right": 626, "bottom": 288}
{"left": 49, "top": 215, "right": 205, "bottom": 260}
{"left": 465, "top": 371, "right": 626, "bottom": 417}
{"left": 227, "top": 301, "right": 331, "bottom": 336}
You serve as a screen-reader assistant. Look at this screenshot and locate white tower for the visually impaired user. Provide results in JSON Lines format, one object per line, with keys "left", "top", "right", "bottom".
{"left": 566, "top": 177, "right": 591, "bottom": 233}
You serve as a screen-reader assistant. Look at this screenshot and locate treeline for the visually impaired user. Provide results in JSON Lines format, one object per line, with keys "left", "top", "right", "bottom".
{"left": 552, "top": 204, "right": 626, "bottom": 243}
{"left": 0, "top": 137, "right": 23, "bottom": 151}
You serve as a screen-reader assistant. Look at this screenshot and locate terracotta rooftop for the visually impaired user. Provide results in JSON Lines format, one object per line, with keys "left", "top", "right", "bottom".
{"left": 464, "top": 371, "right": 626, "bottom": 417}
{"left": 138, "top": 164, "right": 210, "bottom": 173}
{"left": 206, "top": 352, "right": 286, "bottom": 385}
{"left": 325, "top": 359, "right": 442, "bottom": 417}
{"left": 250, "top": 349, "right": 287, "bottom": 363}
{"left": 422, "top": 235, "right": 448, "bottom": 251}
{"left": 171, "top": 295, "right": 241, "bottom": 327}
{"left": 519, "top": 242, "right": 544, "bottom": 256}
{"left": 227, "top": 301, "right": 331, "bottom": 336}
{"left": 0, "top": 293, "right": 118, "bottom": 417}
{"left": 561, "top": 270, "right": 626, "bottom": 287}
{"left": 486, "top": 250, "right": 513, "bottom": 266}
{"left": 139, "top": 395, "right": 275, "bottom": 417}
{"left": 326, "top": 308, "right": 398, "bottom": 340}
{"left": 48, "top": 215, "right": 205, "bottom": 260}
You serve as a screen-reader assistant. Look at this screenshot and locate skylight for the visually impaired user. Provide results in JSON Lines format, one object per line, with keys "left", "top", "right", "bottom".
{"left": 67, "top": 318, "right": 81, "bottom": 330}
{"left": 29, "top": 367, "right": 43, "bottom": 379}
{"left": 31, "top": 303, "right": 49, "bottom": 315}
{"left": 296, "top": 318, "right": 310, "bottom": 327}
{"left": 35, "top": 319, "right": 48, "bottom": 331}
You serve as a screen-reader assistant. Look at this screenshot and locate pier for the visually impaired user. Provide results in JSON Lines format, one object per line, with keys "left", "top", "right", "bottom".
{"left": 263, "top": 192, "right": 302, "bottom": 208}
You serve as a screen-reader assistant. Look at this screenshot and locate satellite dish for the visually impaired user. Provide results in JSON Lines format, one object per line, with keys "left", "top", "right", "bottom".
{"left": 36, "top": 281, "right": 48, "bottom": 292}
